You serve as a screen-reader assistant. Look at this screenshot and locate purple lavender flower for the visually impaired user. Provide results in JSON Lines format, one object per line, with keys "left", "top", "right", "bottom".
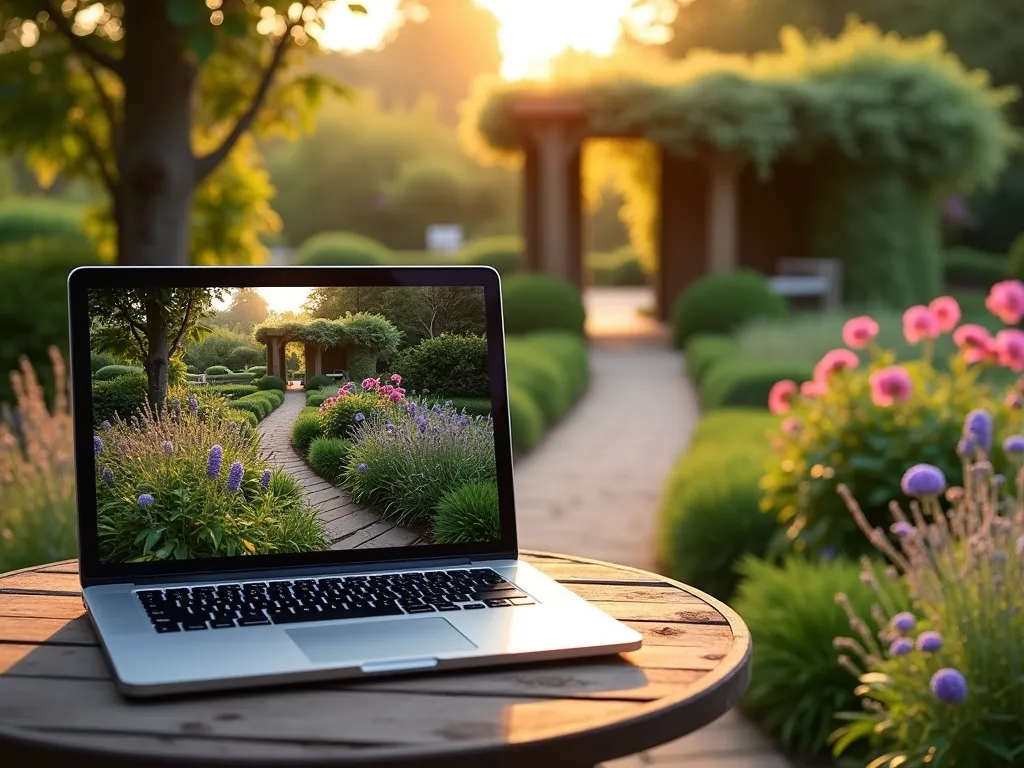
{"left": 890, "top": 521, "right": 916, "bottom": 537}
{"left": 916, "top": 631, "right": 943, "bottom": 653}
{"left": 354, "top": 412, "right": 365, "bottom": 423}
{"left": 964, "top": 409, "right": 993, "bottom": 454}
{"left": 432, "top": 402, "right": 442, "bottom": 413}
{"left": 416, "top": 415, "right": 428, "bottom": 433}
{"left": 93, "top": 435, "right": 102, "bottom": 456}
{"left": 957, "top": 434, "right": 978, "bottom": 458}
{"left": 900, "top": 464, "right": 946, "bottom": 497}
{"left": 930, "top": 668, "right": 968, "bottom": 704}
{"left": 406, "top": 402, "right": 417, "bottom": 417}
{"left": 889, "top": 637, "right": 913, "bottom": 657}
{"left": 172, "top": 398, "right": 181, "bottom": 418}
{"left": 207, "top": 444, "right": 223, "bottom": 478}
{"left": 226, "top": 461, "right": 244, "bottom": 494}
{"left": 891, "top": 612, "right": 916, "bottom": 633}
{"left": 101, "top": 420, "right": 112, "bottom": 432}
{"left": 188, "top": 395, "right": 199, "bottom": 415}
{"left": 101, "top": 466, "right": 114, "bottom": 486}
{"left": 458, "top": 414, "right": 470, "bottom": 427}
{"left": 260, "top": 469, "right": 272, "bottom": 488}
{"left": 138, "top": 493, "right": 154, "bottom": 507}
{"left": 162, "top": 440, "right": 174, "bottom": 455}
{"left": 357, "top": 463, "right": 368, "bottom": 474}
{"left": 1004, "top": 435, "right": 1024, "bottom": 455}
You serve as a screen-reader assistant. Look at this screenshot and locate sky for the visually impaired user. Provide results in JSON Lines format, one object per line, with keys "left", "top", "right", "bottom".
{"left": 215, "top": 287, "right": 314, "bottom": 314}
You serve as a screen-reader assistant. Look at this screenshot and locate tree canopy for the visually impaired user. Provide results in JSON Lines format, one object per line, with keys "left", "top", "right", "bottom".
{"left": 254, "top": 312, "right": 402, "bottom": 355}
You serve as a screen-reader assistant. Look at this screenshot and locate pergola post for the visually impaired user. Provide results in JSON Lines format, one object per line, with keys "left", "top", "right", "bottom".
{"left": 706, "top": 153, "right": 742, "bottom": 274}
{"left": 265, "top": 335, "right": 283, "bottom": 378}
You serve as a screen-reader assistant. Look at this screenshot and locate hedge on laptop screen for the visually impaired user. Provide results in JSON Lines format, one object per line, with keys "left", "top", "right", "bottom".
{"left": 86, "top": 285, "right": 499, "bottom": 563}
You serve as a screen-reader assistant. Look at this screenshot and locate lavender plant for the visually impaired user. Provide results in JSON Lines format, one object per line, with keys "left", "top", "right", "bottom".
{"left": 832, "top": 409, "right": 1024, "bottom": 766}
{"left": 343, "top": 399, "right": 497, "bottom": 528}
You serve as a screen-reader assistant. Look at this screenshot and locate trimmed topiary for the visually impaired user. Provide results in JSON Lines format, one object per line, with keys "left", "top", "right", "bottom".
{"left": 90, "top": 352, "right": 118, "bottom": 373}
{"left": 228, "top": 398, "right": 268, "bottom": 421}
{"left": 256, "top": 375, "right": 286, "bottom": 392}
{"left": 671, "top": 270, "right": 788, "bottom": 349}
{"left": 433, "top": 482, "right": 501, "bottom": 544}
{"left": 502, "top": 274, "right": 586, "bottom": 336}
{"left": 226, "top": 407, "right": 259, "bottom": 430}
{"left": 699, "top": 359, "right": 813, "bottom": 410}
{"left": 209, "top": 384, "right": 258, "bottom": 400}
{"left": 587, "top": 247, "right": 648, "bottom": 286}
{"left": 505, "top": 343, "right": 572, "bottom": 425}
{"left": 246, "top": 365, "right": 267, "bottom": 377}
{"left": 204, "top": 365, "right": 232, "bottom": 376}
{"left": 206, "top": 372, "right": 260, "bottom": 384}
{"left": 307, "top": 437, "right": 353, "bottom": 483}
{"left": 91, "top": 373, "right": 148, "bottom": 424}
{"left": 516, "top": 331, "right": 589, "bottom": 399}
{"left": 507, "top": 385, "right": 543, "bottom": 453}
{"left": 94, "top": 364, "right": 144, "bottom": 381}
{"left": 458, "top": 235, "right": 523, "bottom": 276}
{"left": 262, "top": 389, "right": 285, "bottom": 408}
{"left": 348, "top": 348, "right": 378, "bottom": 383}
{"left": 292, "top": 232, "right": 392, "bottom": 266}
{"left": 227, "top": 345, "right": 264, "bottom": 371}
{"left": 685, "top": 334, "right": 740, "bottom": 384}
{"left": 291, "top": 407, "right": 324, "bottom": 453}
{"left": 392, "top": 334, "right": 489, "bottom": 399}
{"left": 305, "top": 374, "right": 333, "bottom": 390}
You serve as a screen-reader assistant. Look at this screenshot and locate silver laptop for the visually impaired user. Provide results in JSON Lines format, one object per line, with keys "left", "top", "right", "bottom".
{"left": 67, "top": 265, "right": 641, "bottom": 697}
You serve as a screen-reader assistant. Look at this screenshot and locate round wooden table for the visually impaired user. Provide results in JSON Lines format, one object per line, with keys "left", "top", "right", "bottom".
{"left": 0, "top": 551, "right": 750, "bottom": 767}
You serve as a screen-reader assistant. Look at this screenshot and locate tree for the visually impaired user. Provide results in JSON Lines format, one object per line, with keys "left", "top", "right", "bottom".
{"left": 0, "top": 0, "right": 368, "bottom": 266}
{"left": 89, "top": 287, "right": 222, "bottom": 407}
{"left": 381, "top": 286, "right": 486, "bottom": 344}
{"left": 216, "top": 287, "right": 269, "bottom": 330}
{"left": 304, "top": 286, "right": 387, "bottom": 318}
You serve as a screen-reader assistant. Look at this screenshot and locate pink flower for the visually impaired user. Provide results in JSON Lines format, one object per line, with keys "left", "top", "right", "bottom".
{"left": 995, "top": 329, "right": 1024, "bottom": 372}
{"left": 388, "top": 390, "right": 404, "bottom": 402}
{"left": 391, "top": 374, "right": 402, "bottom": 384}
{"left": 362, "top": 377, "right": 379, "bottom": 391}
{"left": 987, "top": 280, "right": 1024, "bottom": 325}
{"left": 903, "top": 305, "right": 940, "bottom": 345}
{"left": 953, "top": 324, "right": 994, "bottom": 364}
{"left": 801, "top": 380, "right": 827, "bottom": 398}
{"left": 381, "top": 384, "right": 395, "bottom": 396}
{"left": 768, "top": 380, "right": 797, "bottom": 414}
{"left": 842, "top": 316, "right": 880, "bottom": 349}
{"left": 781, "top": 417, "right": 802, "bottom": 437}
{"left": 928, "top": 296, "right": 961, "bottom": 333}
{"left": 814, "top": 349, "right": 859, "bottom": 382}
{"left": 869, "top": 366, "right": 913, "bottom": 407}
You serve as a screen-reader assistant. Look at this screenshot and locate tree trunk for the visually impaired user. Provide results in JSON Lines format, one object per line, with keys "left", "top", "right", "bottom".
{"left": 144, "top": 295, "right": 170, "bottom": 412}
{"left": 117, "top": 0, "right": 196, "bottom": 266}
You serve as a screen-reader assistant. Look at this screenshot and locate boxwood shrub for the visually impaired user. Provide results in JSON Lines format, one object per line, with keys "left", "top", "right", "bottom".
{"left": 94, "top": 364, "right": 144, "bottom": 381}
{"left": 206, "top": 372, "right": 259, "bottom": 384}
{"left": 671, "top": 270, "right": 787, "bottom": 349}
{"left": 257, "top": 375, "right": 286, "bottom": 392}
{"left": 516, "top": 331, "right": 589, "bottom": 399}
{"left": 209, "top": 384, "right": 258, "bottom": 400}
{"left": 505, "top": 342, "right": 572, "bottom": 425}
{"left": 699, "top": 359, "right": 814, "bottom": 410}
{"left": 90, "top": 352, "right": 118, "bottom": 373}
{"left": 226, "top": 407, "right": 259, "bottom": 430}
{"left": 229, "top": 398, "right": 268, "bottom": 421}
{"left": 685, "top": 334, "right": 740, "bottom": 384}
{"left": 262, "top": 389, "right": 284, "bottom": 408}
{"left": 392, "top": 334, "right": 489, "bottom": 399}
{"left": 502, "top": 274, "right": 585, "bottom": 336}
{"left": 293, "top": 232, "right": 392, "bottom": 266}
{"left": 247, "top": 365, "right": 267, "bottom": 377}
{"left": 204, "top": 365, "right": 232, "bottom": 376}
{"left": 587, "top": 247, "right": 648, "bottom": 287}
{"left": 458, "top": 235, "right": 523, "bottom": 276}
{"left": 305, "top": 374, "right": 333, "bottom": 390}
{"left": 507, "top": 385, "right": 544, "bottom": 453}
{"left": 92, "top": 373, "right": 148, "bottom": 424}
{"left": 291, "top": 407, "right": 324, "bottom": 453}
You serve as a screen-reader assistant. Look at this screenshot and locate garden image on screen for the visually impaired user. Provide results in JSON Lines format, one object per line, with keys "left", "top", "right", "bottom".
{"left": 88, "top": 285, "right": 498, "bottom": 564}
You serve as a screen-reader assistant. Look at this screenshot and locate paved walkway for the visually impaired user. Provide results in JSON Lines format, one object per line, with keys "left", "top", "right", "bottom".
{"left": 257, "top": 391, "right": 421, "bottom": 549}
{"left": 513, "top": 323, "right": 794, "bottom": 768}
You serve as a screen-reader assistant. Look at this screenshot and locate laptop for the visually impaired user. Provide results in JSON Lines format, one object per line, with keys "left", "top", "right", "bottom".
{"left": 67, "top": 265, "right": 641, "bottom": 697}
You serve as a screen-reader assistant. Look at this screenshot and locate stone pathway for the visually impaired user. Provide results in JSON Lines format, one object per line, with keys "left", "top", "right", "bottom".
{"left": 256, "top": 391, "right": 421, "bottom": 549}
{"left": 512, "top": 324, "right": 794, "bottom": 768}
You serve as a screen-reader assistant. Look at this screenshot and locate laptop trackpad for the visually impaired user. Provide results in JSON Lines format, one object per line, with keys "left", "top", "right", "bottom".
{"left": 286, "top": 618, "right": 476, "bottom": 666}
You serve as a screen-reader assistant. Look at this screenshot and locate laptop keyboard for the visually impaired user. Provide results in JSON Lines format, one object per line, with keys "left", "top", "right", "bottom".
{"left": 136, "top": 568, "right": 535, "bottom": 633}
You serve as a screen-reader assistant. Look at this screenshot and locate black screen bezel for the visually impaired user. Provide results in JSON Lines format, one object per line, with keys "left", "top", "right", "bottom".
{"left": 68, "top": 265, "right": 518, "bottom": 586}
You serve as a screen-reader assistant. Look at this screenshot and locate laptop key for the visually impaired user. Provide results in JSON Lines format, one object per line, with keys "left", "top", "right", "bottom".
{"left": 209, "top": 619, "right": 236, "bottom": 629}
{"left": 154, "top": 623, "right": 181, "bottom": 633}
{"left": 436, "top": 604, "right": 461, "bottom": 612}
{"left": 182, "top": 621, "right": 208, "bottom": 631}
{"left": 509, "top": 597, "right": 536, "bottom": 606}
{"left": 406, "top": 605, "right": 436, "bottom": 614}
{"left": 473, "top": 590, "right": 527, "bottom": 602}
{"left": 484, "top": 598, "right": 512, "bottom": 607}
{"left": 238, "top": 616, "right": 271, "bottom": 626}
{"left": 462, "top": 603, "right": 486, "bottom": 610}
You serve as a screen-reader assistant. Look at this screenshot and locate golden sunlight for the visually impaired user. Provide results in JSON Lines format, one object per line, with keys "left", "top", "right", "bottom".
{"left": 314, "top": 0, "right": 406, "bottom": 53}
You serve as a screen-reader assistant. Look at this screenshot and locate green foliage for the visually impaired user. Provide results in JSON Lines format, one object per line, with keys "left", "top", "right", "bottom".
{"left": 94, "top": 364, "right": 145, "bottom": 381}
{"left": 458, "top": 235, "right": 523, "bottom": 275}
{"left": 183, "top": 329, "right": 263, "bottom": 375}
{"left": 305, "top": 387, "right": 336, "bottom": 408}
{"left": 306, "top": 374, "right": 334, "bottom": 390}
{"left": 700, "top": 359, "right": 814, "bottom": 410}
{"left": 253, "top": 313, "right": 402, "bottom": 358}
{"left": 425, "top": 397, "right": 492, "bottom": 418}
{"left": 393, "top": 334, "right": 489, "bottom": 398}
{"left": 685, "top": 334, "right": 740, "bottom": 384}
{"left": 205, "top": 365, "right": 232, "bottom": 376}
{"left": 734, "top": 556, "right": 888, "bottom": 756}
{"left": 90, "top": 352, "right": 119, "bottom": 373}
{"left": 91, "top": 373, "right": 148, "bottom": 424}
{"left": 226, "top": 407, "right": 258, "bottom": 430}
{"left": 433, "top": 482, "right": 501, "bottom": 545}
{"left": 319, "top": 392, "right": 393, "bottom": 439}
{"left": 262, "top": 389, "right": 284, "bottom": 408}
{"left": 227, "top": 344, "right": 264, "bottom": 371}
{"left": 291, "top": 407, "right": 324, "bottom": 453}
{"left": 209, "top": 384, "right": 259, "bottom": 400}
{"left": 586, "top": 247, "right": 648, "bottom": 287}
{"left": 502, "top": 274, "right": 586, "bottom": 336}
{"left": 507, "top": 385, "right": 544, "bottom": 453}
{"left": 671, "top": 270, "right": 788, "bottom": 349}
{"left": 246, "top": 365, "right": 267, "bottom": 377}
{"left": 0, "top": 197, "right": 87, "bottom": 246}
{"left": 1008, "top": 233, "right": 1024, "bottom": 282}
{"left": 256, "top": 375, "right": 286, "bottom": 392}
{"left": 504, "top": 343, "right": 571, "bottom": 425}
{"left": 307, "top": 437, "right": 353, "bottom": 483}
{"left": 207, "top": 372, "right": 260, "bottom": 384}
{"left": 217, "top": 289, "right": 269, "bottom": 331}
{"left": 347, "top": 348, "right": 377, "bottom": 382}
{"left": 658, "top": 409, "right": 782, "bottom": 601}
{"left": 227, "top": 398, "right": 268, "bottom": 422}
{"left": 945, "top": 247, "right": 1008, "bottom": 289}
{"left": 292, "top": 232, "right": 393, "bottom": 266}
{"left": 516, "top": 331, "right": 590, "bottom": 399}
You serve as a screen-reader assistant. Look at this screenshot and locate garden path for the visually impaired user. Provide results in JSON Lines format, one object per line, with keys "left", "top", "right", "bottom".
{"left": 512, "top": 329, "right": 794, "bottom": 768}
{"left": 257, "top": 391, "right": 422, "bottom": 549}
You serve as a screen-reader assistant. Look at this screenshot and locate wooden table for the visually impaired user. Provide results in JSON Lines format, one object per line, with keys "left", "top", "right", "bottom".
{"left": 0, "top": 551, "right": 751, "bottom": 767}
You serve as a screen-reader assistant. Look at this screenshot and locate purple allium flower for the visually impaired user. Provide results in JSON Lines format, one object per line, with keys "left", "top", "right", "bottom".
{"left": 101, "top": 466, "right": 114, "bottom": 486}
{"left": 1004, "top": 435, "right": 1024, "bottom": 455}
{"left": 226, "top": 461, "right": 244, "bottom": 494}
{"left": 260, "top": 469, "right": 272, "bottom": 489}
{"left": 137, "top": 493, "right": 154, "bottom": 507}
{"left": 889, "top": 637, "right": 913, "bottom": 657}
{"left": 930, "top": 668, "right": 968, "bottom": 704}
{"left": 964, "top": 409, "right": 993, "bottom": 454}
{"left": 890, "top": 521, "right": 916, "bottom": 537}
{"left": 957, "top": 434, "right": 978, "bottom": 458}
{"left": 93, "top": 435, "right": 102, "bottom": 456}
{"left": 101, "top": 420, "right": 112, "bottom": 432}
{"left": 891, "top": 612, "right": 916, "bottom": 633}
{"left": 900, "top": 464, "right": 946, "bottom": 497}
{"left": 354, "top": 412, "right": 365, "bottom": 423}
{"left": 207, "top": 444, "right": 223, "bottom": 478}
{"left": 357, "top": 463, "right": 368, "bottom": 474}
{"left": 162, "top": 440, "right": 174, "bottom": 455}
{"left": 916, "top": 631, "right": 943, "bottom": 653}
{"left": 188, "top": 395, "right": 199, "bottom": 415}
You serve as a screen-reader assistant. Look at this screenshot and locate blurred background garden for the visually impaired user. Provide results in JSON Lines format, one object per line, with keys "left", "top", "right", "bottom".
{"left": 2, "top": 0, "right": 1024, "bottom": 766}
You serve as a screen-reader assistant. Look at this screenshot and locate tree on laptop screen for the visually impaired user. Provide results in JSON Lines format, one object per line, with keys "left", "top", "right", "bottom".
{"left": 86, "top": 285, "right": 499, "bottom": 563}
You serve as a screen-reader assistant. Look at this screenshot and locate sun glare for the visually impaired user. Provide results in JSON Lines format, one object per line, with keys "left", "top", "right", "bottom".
{"left": 315, "top": 0, "right": 406, "bottom": 53}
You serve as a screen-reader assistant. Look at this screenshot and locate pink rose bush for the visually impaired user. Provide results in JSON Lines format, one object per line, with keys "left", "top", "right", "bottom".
{"left": 761, "top": 284, "right": 1024, "bottom": 555}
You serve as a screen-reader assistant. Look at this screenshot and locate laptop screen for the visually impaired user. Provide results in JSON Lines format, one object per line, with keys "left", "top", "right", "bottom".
{"left": 86, "top": 283, "right": 502, "bottom": 565}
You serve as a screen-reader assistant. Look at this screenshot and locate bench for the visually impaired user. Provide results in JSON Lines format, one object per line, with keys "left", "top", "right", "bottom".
{"left": 768, "top": 257, "right": 842, "bottom": 310}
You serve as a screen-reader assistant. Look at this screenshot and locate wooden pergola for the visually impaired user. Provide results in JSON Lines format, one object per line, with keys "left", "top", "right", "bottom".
{"left": 509, "top": 94, "right": 809, "bottom": 320}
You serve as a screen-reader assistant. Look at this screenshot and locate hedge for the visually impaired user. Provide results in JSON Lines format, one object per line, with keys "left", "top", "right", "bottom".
{"left": 944, "top": 246, "right": 1007, "bottom": 289}
{"left": 685, "top": 334, "right": 740, "bottom": 384}
{"left": 517, "top": 331, "right": 589, "bottom": 399}
{"left": 508, "top": 385, "right": 544, "bottom": 453}
{"left": 392, "top": 334, "right": 489, "bottom": 399}
{"left": 256, "top": 375, "right": 286, "bottom": 392}
{"left": 671, "top": 271, "right": 787, "bottom": 349}
{"left": 292, "top": 232, "right": 392, "bottom": 266}
{"left": 587, "top": 247, "right": 647, "bottom": 287}
{"left": 92, "top": 374, "right": 148, "bottom": 425}
{"left": 699, "top": 359, "right": 814, "bottom": 411}
{"left": 94, "top": 364, "right": 145, "bottom": 381}
{"left": 206, "top": 372, "right": 259, "bottom": 384}
{"left": 204, "top": 365, "right": 232, "bottom": 376}
{"left": 305, "top": 374, "right": 333, "bottom": 390}
{"left": 226, "top": 408, "right": 259, "bottom": 430}
{"left": 0, "top": 197, "right": 87, "bottom": 246}
{"left": 291, "top": 407, "right": 324, "bottom": 453}
{"left": 208, "top": 384, "right": 258, "bottom": 400}
{"left": 502, "top": 274, "right": 586, "bottom": 336}
{"left": 505, "top": 344, "right": 571, "bottom": 426}
{"left": 423, "top": 396, "right": 492, "bottom": 418}
{"left": 458, "top": 235, "right": 523, "bottom": 276}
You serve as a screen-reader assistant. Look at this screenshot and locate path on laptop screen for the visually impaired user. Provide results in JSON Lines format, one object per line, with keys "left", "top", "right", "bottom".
{"left": 86, "top": 285, "right": 500, "bottom": 564}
